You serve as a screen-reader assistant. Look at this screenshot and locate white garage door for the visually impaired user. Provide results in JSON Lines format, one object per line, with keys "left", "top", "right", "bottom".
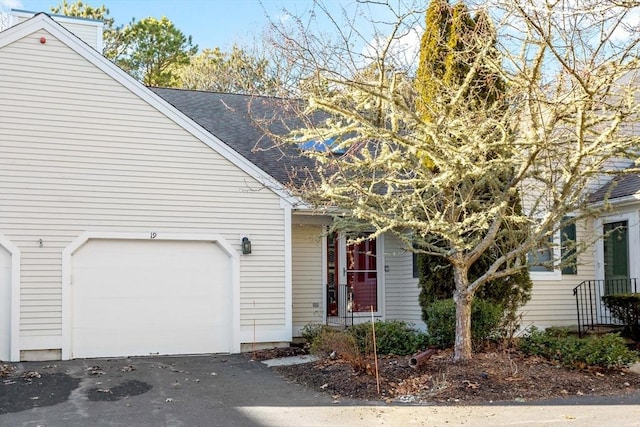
{"left": 71, "top": 239, "right": 232, "bottom": 358}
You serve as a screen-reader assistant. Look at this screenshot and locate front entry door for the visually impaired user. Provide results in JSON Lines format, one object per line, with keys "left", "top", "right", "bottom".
{"left": 326, "top": 233, "right": 380, "bottom": 318}
{"left": 346, "top": 237, "right": 378, "bottom": 312}
{"left": 603, "top": 221, "right": 631, "bottom": 295}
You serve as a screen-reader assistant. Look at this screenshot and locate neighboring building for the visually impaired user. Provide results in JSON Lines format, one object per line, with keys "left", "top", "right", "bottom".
{"left": 0, "top": 12, "right": 634, "bottom": 362}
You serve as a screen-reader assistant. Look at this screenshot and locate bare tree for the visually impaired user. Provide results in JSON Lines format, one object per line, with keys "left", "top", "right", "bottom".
{"left": 268, "top": 0, "right": 640, "bottom": 361}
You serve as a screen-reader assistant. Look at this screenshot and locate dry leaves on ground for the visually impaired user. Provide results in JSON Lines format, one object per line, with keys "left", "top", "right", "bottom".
{"left": 265, "top": 348, "right": 640, "bottom": 404}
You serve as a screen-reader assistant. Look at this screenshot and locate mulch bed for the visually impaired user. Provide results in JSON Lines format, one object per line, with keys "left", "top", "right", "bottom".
{"left": 249, "top": 347, "right": 640, "bottom": 404}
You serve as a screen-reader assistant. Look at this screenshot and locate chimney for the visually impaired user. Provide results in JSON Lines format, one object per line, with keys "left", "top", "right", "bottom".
{"left": 6, "top": 9, "right": 104, "bottom": 52}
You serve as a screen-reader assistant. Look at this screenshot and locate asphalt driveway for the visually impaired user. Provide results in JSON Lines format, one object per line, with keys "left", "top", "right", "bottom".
{"left": 1, "top": 354, "right": 337, "bottom": 427}
{"left": 1, "top": 354, "right": 639, "bottom": 427}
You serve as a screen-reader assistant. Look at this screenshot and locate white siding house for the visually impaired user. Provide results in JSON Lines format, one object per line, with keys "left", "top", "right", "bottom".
{"left": 0, "top": 13, "right": 296, "bottom": 361}
{"left": 4, "top": 11, "right": 629, "bottom": 362}
{"left": 520, "top": 221, "right": 596, "bottom": 329}
{"left": 383, "top": 234, "right": 423, "bottom": 326}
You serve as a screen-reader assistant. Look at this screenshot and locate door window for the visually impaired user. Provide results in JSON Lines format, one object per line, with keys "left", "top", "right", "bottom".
{"left": 346, "top": 237, "right": 377, "bottom": 312}
{"left": 326, "top": 232, "right": 339, "bottom": 316}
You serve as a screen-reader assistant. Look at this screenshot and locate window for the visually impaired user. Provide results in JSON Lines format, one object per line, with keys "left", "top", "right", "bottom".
{"left": 527, "top": 217, "right": 577, "bottom": 277}
{"left": 527, "top": 235, "right": 554, "bottom": 272}
{"left": 560, "top": 220, "right": 577, "bottom": 275}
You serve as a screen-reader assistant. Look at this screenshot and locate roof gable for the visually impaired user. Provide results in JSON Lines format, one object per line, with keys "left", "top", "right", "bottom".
{"left": 0, "top": 13, "right": 300, "bottom": 206}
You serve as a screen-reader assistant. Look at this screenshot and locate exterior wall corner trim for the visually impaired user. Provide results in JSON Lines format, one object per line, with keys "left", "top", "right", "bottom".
{"left": 0, "top": 235, "right": 21, "bottom": 362}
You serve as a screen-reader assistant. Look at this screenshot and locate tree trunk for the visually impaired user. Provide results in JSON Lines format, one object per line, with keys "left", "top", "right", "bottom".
{"left": 453, "top": 265, "right": 473, "bottom": 362}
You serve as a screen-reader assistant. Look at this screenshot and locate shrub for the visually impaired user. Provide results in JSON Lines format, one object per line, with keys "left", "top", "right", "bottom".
{"left": 517, "top": 326, "right": 580, "bottom": 364}
{"left": 348, "top": 320, "right": 428, "bottom": 356}
{"left": 602, "top": 293, "right": 640, "bottom": 340}
{"left": 424, "top": 299, "right": 457, "bottom": 348}
{"left": 308, "top": 327, "right": 367, "bottom": 371}
{"left": 580, "top": 333, "right": 638, "bottom": 368}
{"left": 300, "top": 323, "right": 329, "bottom": 346}
{"left": 424, "top": 298, "right": 503, "bottom": 349}
{"left": 518, "top": 326, "right": 639, "bottom": 369}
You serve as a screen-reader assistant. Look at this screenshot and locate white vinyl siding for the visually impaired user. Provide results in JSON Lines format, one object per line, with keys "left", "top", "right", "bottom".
{"left": 291, "top": 224, "right": 324, "bottom": 333}
{"left": 0, "top": 30, "right": 287, "bottom": 352}
{"left": 383, "top": 234, "right": 425, "bottom": 329}
{"left": 50, "top": 20, "right": 101, "bottom": 51}
{"left": 382, "top": 228, "right": 590, "bottom": 331}
{"left": 520, "top": 221, "right": 595, "bottom": 328}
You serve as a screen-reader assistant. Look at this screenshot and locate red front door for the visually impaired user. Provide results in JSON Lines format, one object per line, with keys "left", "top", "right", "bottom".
{"left": 346, "top": 237, "right": 378, "bottom": 312}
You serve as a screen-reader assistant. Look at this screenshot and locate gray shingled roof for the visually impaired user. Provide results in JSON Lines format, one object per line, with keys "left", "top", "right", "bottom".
{"left": 589, "top": 173, "right": 640, "bottom": 203}
{"left": 151, "top": 87, "right": 318, "bottom": 186}
{"left": 152, "top": 87, "right": 640, "bottom": 206}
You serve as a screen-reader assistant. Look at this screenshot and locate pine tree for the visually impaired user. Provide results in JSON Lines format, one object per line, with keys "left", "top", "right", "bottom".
{"left": 415, "top": 0, "right": 531, "bottom": 345}
{"left": 415, "top": 0, "right": 451, "bottom": 121}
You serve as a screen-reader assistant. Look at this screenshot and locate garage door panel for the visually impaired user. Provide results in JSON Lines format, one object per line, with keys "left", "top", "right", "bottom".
{"left": 72, "top": 239, "right": 232, "bottom": 358}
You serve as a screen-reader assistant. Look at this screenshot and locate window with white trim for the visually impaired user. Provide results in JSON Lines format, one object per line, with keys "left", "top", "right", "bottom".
{"left": 527, "top": 217, "right": 577, "bottom": 279}
{"left": 528, "top": 235, "right": 555, "bottom": 272}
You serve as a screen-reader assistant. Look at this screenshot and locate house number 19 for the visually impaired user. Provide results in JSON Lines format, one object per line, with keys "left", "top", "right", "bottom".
{"left": 150, "top": 232, "right": 157, "bottom": 239}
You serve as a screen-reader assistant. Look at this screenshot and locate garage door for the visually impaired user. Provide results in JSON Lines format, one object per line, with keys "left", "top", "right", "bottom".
{"left": 71, "top": 239, "right": 232, "bottom": 358}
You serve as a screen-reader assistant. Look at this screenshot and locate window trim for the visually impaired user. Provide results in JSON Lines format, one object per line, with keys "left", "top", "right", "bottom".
{"left": 528, "top": 216, "right": 577, "bottom": 281}
{"left": 528, "top": 230, "right": 562, "bottom": 281}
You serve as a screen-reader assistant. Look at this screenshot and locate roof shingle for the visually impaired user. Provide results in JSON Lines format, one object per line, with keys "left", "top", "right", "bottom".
{"left": 589, "top": 172, "right": 640, "bottom": 203}
{"left": 151, "top": 87, "right": 317, "bottom": 187}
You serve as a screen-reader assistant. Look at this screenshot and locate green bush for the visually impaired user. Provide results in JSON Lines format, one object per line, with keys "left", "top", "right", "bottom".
{"left": 580, "top": 333, "right": 638, "bottom": 367}
{"left": 602, "top": 293, "right": 640, "bottom": 340}
{"left": 348, "top": 320, "right": 428, "bottom": 356}
{"left": 424, "top": 298, "right": 503, "bottom": 349}
{"left": 300, "top": 323, "right": 329, "bottom": 346}
{"left": 424, "top": 299, "right": 457, "bottom": 348}
{"left": 517, "top": 326, "right": 582, "bottom": 365}
{"left": 541, "top": 326, "right": 572, "bottom": 338}
{"left": 518, "top": 326, "right": 639, "bottom": 369}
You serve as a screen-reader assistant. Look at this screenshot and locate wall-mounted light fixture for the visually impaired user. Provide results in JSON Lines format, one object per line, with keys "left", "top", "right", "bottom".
{"left": 242, "top": 237, "right": 252, "bottom": 254}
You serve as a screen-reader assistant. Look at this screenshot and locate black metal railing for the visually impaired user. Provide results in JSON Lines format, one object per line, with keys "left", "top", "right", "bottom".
{"left": 573, "top": 278, "right": 637, "bottom": 337}
{"left": 325, "top": 283, "right": 379, "bottom": 327}
{"left": 326, "top": 283, "right": 353, "bottom": 326}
